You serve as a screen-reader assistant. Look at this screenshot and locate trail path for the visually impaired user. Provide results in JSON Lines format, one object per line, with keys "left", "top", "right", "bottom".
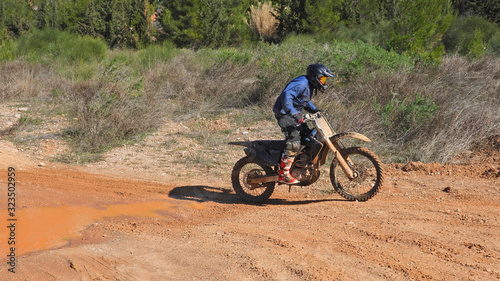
{"left": 0, "top": 138, "right": 499, "bottom": 280}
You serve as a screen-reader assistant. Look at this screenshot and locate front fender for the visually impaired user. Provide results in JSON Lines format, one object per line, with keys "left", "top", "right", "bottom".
{"left": 330, "top": 132, "right": 371, "bottom": 143}
{"left": 318, "top": 132, "right": 371, "bottom": 165}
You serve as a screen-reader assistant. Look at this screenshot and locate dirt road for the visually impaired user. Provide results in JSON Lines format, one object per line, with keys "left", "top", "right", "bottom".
{"left": 0, "top": 138, "right": 499, "bottom": 281}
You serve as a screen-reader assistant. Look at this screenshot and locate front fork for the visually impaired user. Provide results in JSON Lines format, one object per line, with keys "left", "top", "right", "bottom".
{"left": 324, "top": 137, "right": 354, "bottom": 180}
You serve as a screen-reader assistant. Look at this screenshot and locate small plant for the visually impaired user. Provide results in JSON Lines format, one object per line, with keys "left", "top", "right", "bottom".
{"left": 216, "top": 49, "right": 252, "bottom": 66}
{"left": 374, "top": 92, "right": 440, "bottom": 134}
{"left": 138, "top": 41, "right": 177, "bottom": 70}
{"left": 0, "top": 35, "right": 15, "bottom": 63}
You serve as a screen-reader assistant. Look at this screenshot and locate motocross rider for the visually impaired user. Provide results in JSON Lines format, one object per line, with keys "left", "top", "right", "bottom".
{"left": 273, "top": 63, "right": 337, "bottom": 184}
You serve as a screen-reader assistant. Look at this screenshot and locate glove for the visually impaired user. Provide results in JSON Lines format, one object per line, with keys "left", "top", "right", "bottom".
{"left": 294, "top": 113, "right": 303, "bottom": 124}
{"left": 313, "top": 109, "right": 328, "bottom": 116}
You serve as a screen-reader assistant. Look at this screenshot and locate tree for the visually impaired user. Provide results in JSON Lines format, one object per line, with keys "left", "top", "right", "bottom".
{"left": 386, "top": 0, "right": 455, "bottom": 61}
{"left": 193, "top": 0, "right": 232, "bottom": 48}
{"left": 158, "top": 0, "right": 253, "bottom": 48}
{"left": 0, "top": 0, "right": 37, "bottom": 39}
{"left": 158, "top": 0, "right": 199, "bottom": 47}
{"left": 303, "top": 0, "right": 343, "bottom": 34}
{"left": 272, "top": 0, "right": 307, "bottom": 39}
{"left": 451, "top": 0, "right": 500, "bottom": 24}
{"left": 78, "top": 0, "right": 151, "bottom": 48}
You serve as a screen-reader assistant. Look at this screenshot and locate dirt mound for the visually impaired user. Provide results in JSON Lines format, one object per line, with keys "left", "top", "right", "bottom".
{"left": 399, "top": 161, "right": 445, "bottom": 173}
{"left": 394, "top": 148, "right": 500, "bottom": 179}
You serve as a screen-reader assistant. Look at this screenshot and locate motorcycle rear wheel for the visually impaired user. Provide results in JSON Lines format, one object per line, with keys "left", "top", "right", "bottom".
{"left": 330, "top": 147, "right": 384, "bottom": 201}
{"left": 231, "top": 156, "right": 276, "bottom": 203}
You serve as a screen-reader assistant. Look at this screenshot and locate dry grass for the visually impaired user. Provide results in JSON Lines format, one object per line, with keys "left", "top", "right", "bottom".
{"left": 0, "top": 61, "right": 71, "bottom": 101}
{"left": 1, "top": 45, "right": 498, "bottom": 164}
{"left": 319, "top": 54, "right": 500, "bottom": 162}
{"left": 247, "top": 1, "right": 279, "bottom": 42}
{"left": 69, "top": 75, "right": 168, "bottom": 152}
{"left": 145, "top": 51, "right": 261, "bottom": 120}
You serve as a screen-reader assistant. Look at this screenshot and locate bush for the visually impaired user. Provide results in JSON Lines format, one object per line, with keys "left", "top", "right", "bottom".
{"left": 373, "top": 92, "right": 440, "bottom": 135}
{"left": 320, "top": 40, "right": 414, "bottom": 78}
{"left": 322, "top": 54, "right": 500, "bottom": 163}
{"left": 247, "top": 1, "right": 279, "bottom": 42}
{"left": 443, "top": 15, "right": 500, "bottom": 58}
{"left": 69, "top": 77, "right": 164, "bottom": 153}
{"left": 385, "top": 0, "right": 454, "bottom": 62}
{"left": 0, "top": 38, "right": 15, "bottom": 63}
{"left": 327, "top": 21, "right": 390, "bottom": 47}
{"left": 138, "top": 41, "right": 178, "bottom": 70}
{"left": 16, "top": 29, "right": 107, "bottom": 64}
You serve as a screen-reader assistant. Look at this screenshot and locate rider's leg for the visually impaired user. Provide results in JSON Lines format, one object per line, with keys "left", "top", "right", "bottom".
{"left": 278, "top": 127, "right": 301, "bottom": 184}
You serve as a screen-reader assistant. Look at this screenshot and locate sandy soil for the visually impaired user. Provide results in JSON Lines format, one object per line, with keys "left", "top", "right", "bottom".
{"left": 0, "top": 105, "right": 499, "bottom": 280}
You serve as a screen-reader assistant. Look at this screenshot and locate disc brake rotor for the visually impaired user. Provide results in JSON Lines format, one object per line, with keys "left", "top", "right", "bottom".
{"left": 244, "top": 169, "right": 265, "bottom": 190}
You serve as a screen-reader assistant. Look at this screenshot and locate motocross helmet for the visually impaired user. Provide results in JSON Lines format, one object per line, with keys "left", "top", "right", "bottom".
{"left": 306, "top": 63, "right": 337, "bottom": 92}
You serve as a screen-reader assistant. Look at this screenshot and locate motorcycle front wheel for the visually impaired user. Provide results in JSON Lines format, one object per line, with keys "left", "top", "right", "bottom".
{"left": 330, "top": 147, "right": 384, "bottom": 201}
{"left": 231, "top": 156, "right": 276, "bottom": 203}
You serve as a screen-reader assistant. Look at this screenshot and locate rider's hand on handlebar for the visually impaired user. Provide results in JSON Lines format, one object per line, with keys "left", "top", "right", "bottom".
{"left": 314, "top": 109, "right": 328, "bottom": 117}
{"left": 294, "top": 113, "right": 303, "bottom": 124}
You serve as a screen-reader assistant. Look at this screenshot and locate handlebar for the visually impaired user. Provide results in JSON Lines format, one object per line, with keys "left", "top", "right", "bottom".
{"left": 303, "top": 112, "right": 325, "bottom": 123}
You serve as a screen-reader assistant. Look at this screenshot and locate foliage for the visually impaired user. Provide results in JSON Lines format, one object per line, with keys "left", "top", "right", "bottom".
{"left": 157, "top": 0, "right": 199, "bottom": 47}
{"left": 0, "top": 29, "right": 15, "bottom": 62}
{"left": 302, "top": 0, "right": 343, "bottom": 34}
{"left": 386, "top": 0, "right": 455, "bottom": 62}
{"left": 15, "top": 29, "right": 107, "bottom": 64}
{"left": 0, "top": 0, "right": 37, "bottom": 38}
{"left": 193, "top": 0, "right": 232, "bottom": 48}
{"left": 443, "top": 15, "right": 500, "bottom": 58}
{"left": 1, "top": 0, "right": 500, "bottom": 60}
{"left": 452, "top": 0, "right": 500, "bottom": 24}
{"left": 34, "top": 0, "right": 91, "bottom": 32}
{"left": 78, "top": 0, "right": 151, "bottom": 48}
{"left": 271, "top": 0, "right": 307, "bottom": 39}
{"left": 137, "top": 40, "right": 177, "bottom": 69}
{"left": 318, "top": 39, "right": 414, "bottom": 78}
{"left": 340, "top": 0, "right": 393, "bottom": 27}
{"left": 374, "top": 92, "right": 440, "bottom": 135}
{"left": 158, "top": 0, "right": 253, "bottom": 48}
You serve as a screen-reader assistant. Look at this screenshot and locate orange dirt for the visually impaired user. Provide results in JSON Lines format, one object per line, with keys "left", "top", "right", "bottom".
{"left": 0, "top": 138, "right": 499, "bottom": 280}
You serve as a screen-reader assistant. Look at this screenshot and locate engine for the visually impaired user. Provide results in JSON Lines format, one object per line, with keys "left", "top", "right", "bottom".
{"left": 290, "top": 153, "right": 315, "bottom": 181}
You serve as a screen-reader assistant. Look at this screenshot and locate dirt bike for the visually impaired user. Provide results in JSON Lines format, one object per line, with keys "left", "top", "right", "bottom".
{"left": 229, "top": 112, "right": 384, "bottom": 203}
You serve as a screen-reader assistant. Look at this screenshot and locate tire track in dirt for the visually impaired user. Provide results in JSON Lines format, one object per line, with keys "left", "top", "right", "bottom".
{"left": 0, "top": 144, "right": 499, "bottom": 280}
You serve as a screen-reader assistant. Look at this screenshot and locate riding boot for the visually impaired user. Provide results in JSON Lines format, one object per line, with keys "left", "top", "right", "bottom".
{"left": 278, "top": 154, "right": 300, "bottom": 185}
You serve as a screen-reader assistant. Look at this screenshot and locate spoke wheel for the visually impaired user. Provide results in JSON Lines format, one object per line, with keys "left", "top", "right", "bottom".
{"left": 231, "top": 157, "right": 276, "bottom": 203}
{"left": 330, "top": 147, "right": 384, "bottom": 201}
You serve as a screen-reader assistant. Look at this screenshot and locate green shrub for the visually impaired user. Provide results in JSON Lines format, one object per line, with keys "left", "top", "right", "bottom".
{"left": 16, "top": 29, "right": 107, "bottom": 64}
{"left": 0, "top": 37, "right": 15, "bottom": 63}
{"left": 320, "top": 40, "right": 414, "bottom": 78}
{"left": 327, "top": 21, "right": 390, "bottom": 47}
{"left": 215, "top": 48, "right": 253, "bottom": 65}
{"left": 385, "top": 0, "right": 454, "bottom": 63}
{"left": 443, "top": 15, "right": 500, "bottom": 58}
{"left": 374, "top": 92, "right": 440, "bottom": 134}
{"left": 138, "top": 41, "right": 178, "bottom": 70}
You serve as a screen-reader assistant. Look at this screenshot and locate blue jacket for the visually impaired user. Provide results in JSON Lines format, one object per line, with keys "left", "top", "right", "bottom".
{"left": 273, "top": 75, "right": 318, "bottom": 120}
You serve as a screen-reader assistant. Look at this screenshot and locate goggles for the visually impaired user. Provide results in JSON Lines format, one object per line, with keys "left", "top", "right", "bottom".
{"left": 319, "top": 76, "right": 328, "bottom": 85}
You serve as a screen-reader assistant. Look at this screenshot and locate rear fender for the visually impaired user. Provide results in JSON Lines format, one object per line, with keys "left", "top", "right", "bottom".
{"left": 228, "top": 141, "right": 253, "bottom": 148}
